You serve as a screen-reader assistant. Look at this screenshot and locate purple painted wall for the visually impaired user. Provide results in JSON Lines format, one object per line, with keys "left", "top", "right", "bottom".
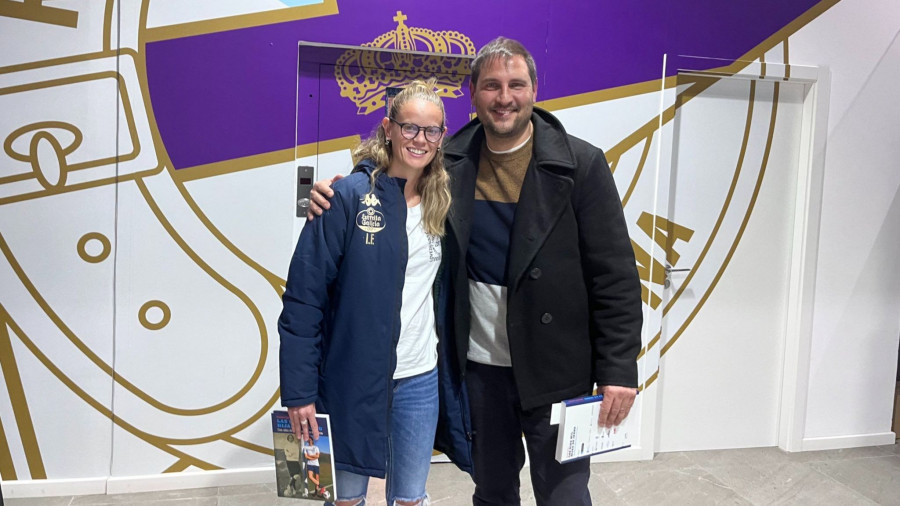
{"left": 144, "top": 1, "right": 820, "bottom": 170}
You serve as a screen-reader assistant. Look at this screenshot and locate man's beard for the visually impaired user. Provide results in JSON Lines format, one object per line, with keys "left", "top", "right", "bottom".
{"left": 483, "top": 104, "right": 533, "bottom": 139}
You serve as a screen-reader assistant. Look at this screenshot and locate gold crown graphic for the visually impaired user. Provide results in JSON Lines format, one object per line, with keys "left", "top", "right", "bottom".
{"left": 335, "top": 11, "right": 476, "bottom": 115}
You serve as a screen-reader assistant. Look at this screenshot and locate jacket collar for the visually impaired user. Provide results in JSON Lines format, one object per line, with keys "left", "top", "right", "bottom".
{"left": 443, "top": 107, "right": 576, "bottom": 172}
{"left": 353, "top": 158, "right": 378, "bottom": 176}
{"left": 353, "top": 158, "right": 407, "bottom": 192}
{"left": 444, "top": 107, "right": 579, "bottom": 295}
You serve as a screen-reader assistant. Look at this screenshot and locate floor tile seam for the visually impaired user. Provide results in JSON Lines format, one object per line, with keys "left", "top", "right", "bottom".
{"left": 666, "top": 465, "right": 729, "bottom": 483}
{"left": 804, "top": 464, "right": 881, "bottom": 504}
{"left": 682, "top": 452, "right": 784, "bottom": 471}
{"left": 214, "top": 490, "right": 272, "bottom": 499}
{"left": 828, "top": 453, "right": 895, "bottom": 462}
{"left": 725, "top": 492, "right": 757, "bottom": 506}
{"left": 688, "top": 470, "right": 753, "bottom": 505}
{"left": 804, "top": 453, "right": 900, "bottom": 473}
{"left": 807, "top": 462, "right": 900, "bottom": 504}
{"left": 774, "top": 467, "right": 887, "bottom": 506}
{"left": 736, "top": 464, "right": 841, "bottom": 506}
{"left": 606, "top": 468, "right": 739, "bottom": 503}
{"left": 723, "top": 486, "right": 758, "bottom": 506}
{"left": 790, "top": 451, "right": 896, "bottom": 464}
{"left": 593, "top": 463, "right": 707, "bottom": 478}
{"left": 686, "top": 460, "right": 766, "bottom": 491}
{"left": 612, "top": 481, "right": 741, "bottom": 506}
{"left": 857, "top": 451, "right": 900, "bottom": 461}
{"left": 615, "top": 493, "right": 655, "bottom": 506}
{"left": 76, "top": 496, "right": 198, "bottom": 506}
{"left": 689, "top": 457, "right": 753, "bottom": 476}
{"left": 594, "top": 465, "right": 717, "bottom": 490}
{"left": 133, "top": 499, "right": 201, "bottom": 505}
{"left": 697, "top": 457, "right": 809, "bottom": 482}
{"left": 847, "top": 452, "right": 900, "bottom": 466}
{"left": 689, "top": 469, "right": 735, "bottom": 492}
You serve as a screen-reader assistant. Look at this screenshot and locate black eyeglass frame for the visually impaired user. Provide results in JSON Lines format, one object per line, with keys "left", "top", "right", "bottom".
{"left": 389, "top": 118, "right": 445, "bottom": 143}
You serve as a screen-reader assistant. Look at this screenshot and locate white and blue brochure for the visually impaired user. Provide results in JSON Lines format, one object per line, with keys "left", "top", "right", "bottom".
{"left": 554, "top": 394, "right": 632, "bottom": 463}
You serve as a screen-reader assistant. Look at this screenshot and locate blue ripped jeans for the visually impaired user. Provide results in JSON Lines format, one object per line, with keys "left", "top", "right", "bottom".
{"left": 335, "top": 367, "right": 437, "bottom": 505}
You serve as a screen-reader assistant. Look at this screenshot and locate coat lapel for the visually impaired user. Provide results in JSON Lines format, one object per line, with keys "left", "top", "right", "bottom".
{"left": 444, "top": 108, "right": 577, "bottom": 292}
{"left": 506, "top": 109, "right": 577, "bottom": 291}
{"left": 506, "top": 162, "right": 573, "bottom": 291}
{"left": 443, "top": 116, "right": 483, "bottom": 272}
{"left": 446, "top": 155, "right": 477, "bottom": 264}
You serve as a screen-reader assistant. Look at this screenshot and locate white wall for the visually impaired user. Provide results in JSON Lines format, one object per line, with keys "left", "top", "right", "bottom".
{"left": 654, "top": 0, "right": 900, "bottom": 453}
{"left": 791, "top": 0, "right": 900, "bottom": 444}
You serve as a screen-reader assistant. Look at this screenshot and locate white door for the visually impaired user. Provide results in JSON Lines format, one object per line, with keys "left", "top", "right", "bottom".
{"left": 652, "top": 65, "right": 815, "bottom": 451}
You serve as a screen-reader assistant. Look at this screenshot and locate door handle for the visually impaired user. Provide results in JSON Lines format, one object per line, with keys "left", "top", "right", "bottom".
{"left": 664, "top": 265, "right": 692, "bottom": 288}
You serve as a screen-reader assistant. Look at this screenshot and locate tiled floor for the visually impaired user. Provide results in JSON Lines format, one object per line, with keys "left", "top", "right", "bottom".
{"left": 4, "top": 443, "right": 899, "bottom": 505}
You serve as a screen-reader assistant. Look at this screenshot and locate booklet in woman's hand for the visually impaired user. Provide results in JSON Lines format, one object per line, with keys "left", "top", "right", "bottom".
{"left": 272, "top": 410, "right": 337, "bottom": 502}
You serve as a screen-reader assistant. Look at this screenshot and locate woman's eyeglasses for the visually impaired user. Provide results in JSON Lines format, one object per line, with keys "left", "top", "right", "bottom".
{"left": 390, "top": 118, "right": 444, "bottom": 143}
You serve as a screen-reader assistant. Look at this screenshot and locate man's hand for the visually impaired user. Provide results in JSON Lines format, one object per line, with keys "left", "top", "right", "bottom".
{"left": 306, "top": 174, "right": 344, "bottom": 220}
{"left": 597, "top": 385, "right": 637, "bottom": 428}
{"left": 287, "top": 403, "right": 319, "bottom": 443}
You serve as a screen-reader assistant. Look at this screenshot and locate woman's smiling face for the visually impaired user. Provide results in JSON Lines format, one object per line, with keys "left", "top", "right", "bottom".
{"left": 383, "top": 98, "right": 445, "bottom": 176}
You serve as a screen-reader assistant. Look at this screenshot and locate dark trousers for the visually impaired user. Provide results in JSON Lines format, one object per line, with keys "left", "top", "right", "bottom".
{"left": 466, "top": 362, "right": 591, "bottom": 506}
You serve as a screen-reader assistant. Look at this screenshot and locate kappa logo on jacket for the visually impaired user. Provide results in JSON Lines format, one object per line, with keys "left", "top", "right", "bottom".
{"left": 361, "top": 193, "right": 381, "bottom": 207}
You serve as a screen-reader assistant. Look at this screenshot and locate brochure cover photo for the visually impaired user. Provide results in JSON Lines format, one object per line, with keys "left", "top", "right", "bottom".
{"left": 272, "top": 410, "right": 337, "bottom": 502}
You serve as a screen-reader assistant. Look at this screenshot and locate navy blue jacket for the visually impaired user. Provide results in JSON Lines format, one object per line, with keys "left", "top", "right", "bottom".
{"left": 279, "top": 161, "right": 473, "bottom": 477}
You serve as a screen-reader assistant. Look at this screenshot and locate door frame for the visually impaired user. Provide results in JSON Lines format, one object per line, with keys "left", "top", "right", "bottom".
{"left": 650, "top": 57, "right": 828, "bottom": 453}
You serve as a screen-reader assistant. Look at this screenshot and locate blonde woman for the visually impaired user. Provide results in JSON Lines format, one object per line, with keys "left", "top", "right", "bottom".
{"left": 279, "top": 79, "right": 460, "bottom": 506}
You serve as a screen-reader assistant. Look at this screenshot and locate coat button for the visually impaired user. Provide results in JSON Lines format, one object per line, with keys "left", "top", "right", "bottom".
{"left": 541, "top": 313, "right": 553, "bottom": 324}
{"left": 529, "top": 267, "right": 542, "bottom": 280}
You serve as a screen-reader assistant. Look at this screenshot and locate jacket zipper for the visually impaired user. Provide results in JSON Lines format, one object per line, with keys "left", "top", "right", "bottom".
{"left": 385, "top": 176, "right": 407, "bottom": 467}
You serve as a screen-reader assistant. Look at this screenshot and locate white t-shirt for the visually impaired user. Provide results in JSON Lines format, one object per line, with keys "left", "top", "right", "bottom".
{"left": 393, "top": 204, "right": 441, "bottom": 379}
{"left": 302, "top": 445, "right": 320, "bottom": 466}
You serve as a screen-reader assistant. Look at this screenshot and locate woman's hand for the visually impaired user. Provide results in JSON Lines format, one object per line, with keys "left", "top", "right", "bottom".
{"left": 287, "top": 403, "right": 319, "bottom": 443}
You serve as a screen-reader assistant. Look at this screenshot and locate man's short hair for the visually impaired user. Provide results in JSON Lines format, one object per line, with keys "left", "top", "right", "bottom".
{"left": 470, "top": 36, "right": 537, "bottom": 88}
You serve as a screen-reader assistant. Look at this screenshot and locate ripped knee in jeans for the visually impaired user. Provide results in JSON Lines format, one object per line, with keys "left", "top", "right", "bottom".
{"left": 393, "top": 492, "right": 430, "bottom": 506}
